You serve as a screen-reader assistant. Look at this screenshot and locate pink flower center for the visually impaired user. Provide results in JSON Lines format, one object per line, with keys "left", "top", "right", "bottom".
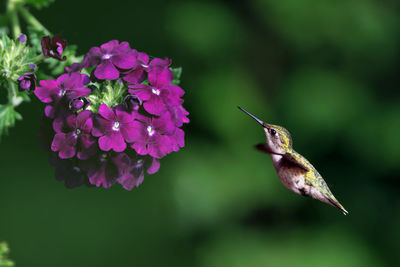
{"left": 112, "top": 121, "right": 120, "bottom": 131}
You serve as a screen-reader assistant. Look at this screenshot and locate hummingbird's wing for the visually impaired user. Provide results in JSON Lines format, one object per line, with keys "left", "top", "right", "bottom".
{"left": 282, "top": 153, "right": 310, "bottom": 172}
{"left": 256, "top": 144, "right": 310, "bottom": 172}
{"left": 255, "top": 143, "right": 274, "bottom": 154}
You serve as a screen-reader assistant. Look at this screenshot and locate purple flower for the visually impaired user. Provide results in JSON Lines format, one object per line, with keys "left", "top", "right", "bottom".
{"left": 130, "top": 113, "right": 176, "bottom": 158}
{"left": 121, "top": 51, "right": 149, "bottom": 84}
{"left": 35, "top": 38, "right": 188, "bottom": 191}
{"left": 65, "top": 63, "right": 82, "bottom": 73}
{"left": 169, "top": 128, "right": 185, "bottom": 152}
{"left": 41, "top": 35, "right": 67, "bottom": 61}
{"left": 81, "top": 40, "right": 136, "bottom": 80}
{"left": 17, "top": 73, "right": 36, "bottom": 92}
{"left": 168, "top": 105, "right": 189, "bottom": 127}
{"left": 118, "top": 156, "right": 160, "bottom": 190}
{"left": 92, "top": 104, "right": 137, "bottom": 152}
{"left": 122, "top": 56, "right": 172, "bottom": 85}
{"left": 128, "top": 68, "right": 184, "bottom": 115}
{"left": 146, "top": 57, "right": 171, "bottom": 73}
{"left": 87, "top": 152, "right": 131, "bottom": 188}
{"left": 18, "top": 34, "right": 27, "bottom": 44}
{"left": 35, "top": 72, "right": 90, "bottom": 117}
{"left": 49, "top": 155, "right": 91, "bottom": 188}
{"left": 51, "top": 110, "right": 96, "bottom": 160}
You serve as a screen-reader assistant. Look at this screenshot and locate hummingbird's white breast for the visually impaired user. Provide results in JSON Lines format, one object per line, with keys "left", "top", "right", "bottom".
{"left": 270, "top": 154, "right": 308, "bottom": 196}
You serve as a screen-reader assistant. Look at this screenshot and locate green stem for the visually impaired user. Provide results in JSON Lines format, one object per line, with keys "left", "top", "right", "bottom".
{"left": 31, "top": 54, "right": 46, "bottom": 63}
{"left": 7, "top": 0, "right": 21, "bottom": 38}
{"left": 18, "top": 6, "right": 50, "bottom": 35}
{"left": 7, "top": 79, "right": 23, "bottom": 107}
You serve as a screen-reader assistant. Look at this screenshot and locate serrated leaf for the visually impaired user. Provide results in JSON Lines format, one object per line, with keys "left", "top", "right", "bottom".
{"left": 171, "top": 67, "right": 182, "bottom": 85}
{"left": 22, "top": 0, "right": 55, "bottom": 9}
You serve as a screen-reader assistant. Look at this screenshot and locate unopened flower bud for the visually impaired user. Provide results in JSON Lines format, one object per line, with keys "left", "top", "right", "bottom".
{"left": 18, "top": 34, "right": 27, "bottom": 44}
{"left": 17, "top": 73, "right": 36, "bottom": 92}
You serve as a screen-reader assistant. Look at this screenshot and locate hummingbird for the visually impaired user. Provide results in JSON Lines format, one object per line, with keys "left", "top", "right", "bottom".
{"left": 238, "top": 106, "right": 348, "bottom": 215}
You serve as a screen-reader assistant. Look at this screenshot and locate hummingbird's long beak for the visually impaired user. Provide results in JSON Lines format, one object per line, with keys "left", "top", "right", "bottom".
{"left": 238, "top": 106, "right": 265, "bottom": 127}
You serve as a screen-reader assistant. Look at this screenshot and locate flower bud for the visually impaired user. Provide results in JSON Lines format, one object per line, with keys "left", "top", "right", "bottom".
{"left": 125, "top": 95, "right": 142, "bottom": 111}
{"left": 17, "top": 73, "right": 36, "bottom": 92}
{"left": 41, "top": 35, "right": 67, "bottom": 61}
{"left": 17, "top": 34, "right": 27, "bottom": 44}
{"left": 69, "top": 97, "right": 89, "bottom": 112}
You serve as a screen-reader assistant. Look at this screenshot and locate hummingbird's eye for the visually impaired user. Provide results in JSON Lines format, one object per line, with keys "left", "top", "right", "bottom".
{"left": 270, "top": 129, "right": 277, "bottom": 136}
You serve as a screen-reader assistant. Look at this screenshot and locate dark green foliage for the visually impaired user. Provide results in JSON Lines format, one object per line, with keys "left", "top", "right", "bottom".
{"left": 0, "top": 0, "right": 399, "bottom": 267}
{"left": 22, "top": 0, "right": 55, "bottom": 9}
{"left": 171, "top": 67, "right": 182, "bottom": 85}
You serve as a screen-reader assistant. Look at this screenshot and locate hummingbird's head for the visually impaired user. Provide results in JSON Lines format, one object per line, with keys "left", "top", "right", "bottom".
{"left": 238, "top": 106, "right": 293, "bottom": 155}
{"left": 263, "top": 124, "right": 292, "bottom": 154}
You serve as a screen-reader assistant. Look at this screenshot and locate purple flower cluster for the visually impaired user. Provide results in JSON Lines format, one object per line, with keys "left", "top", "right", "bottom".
{"left": 36, "top": 40, "right": 189, "bottom": 190}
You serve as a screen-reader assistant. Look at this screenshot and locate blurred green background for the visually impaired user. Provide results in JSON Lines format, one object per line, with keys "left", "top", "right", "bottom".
{"left": 1, "top": 0, "right": 400, "bottom": 266}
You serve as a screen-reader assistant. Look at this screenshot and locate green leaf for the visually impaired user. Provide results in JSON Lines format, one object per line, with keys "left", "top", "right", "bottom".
{"left": 171, "top": 67, "right": 182, "bottom": 85}
{"left": 20, "top": 90, "right": 31, "bottom": 102}
{"left": 27, "top": 25, "right": 47, "bottom": 54}
{"left": 0, "top": 104, "right": 22, "bottom": 139}
{"left": 0, "top": 14, "right": 7, "bottom": 28}
{"left": 22, "top": 0, "right": 55, "bottom": 9}
{"left": 0, "top": 242, "right": 14, "bottom": 267}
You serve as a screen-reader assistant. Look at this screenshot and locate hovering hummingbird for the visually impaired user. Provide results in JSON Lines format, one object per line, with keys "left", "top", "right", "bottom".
{"left": 238, "top": 106, "right": 348, "bottom": 215}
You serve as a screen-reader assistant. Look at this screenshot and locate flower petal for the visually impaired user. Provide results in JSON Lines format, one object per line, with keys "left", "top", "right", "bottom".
{"left": 77, "top": 110, "right": 93, "bottom": 132}
{"left": 77, "top": 134, "right": 96, "bottom": 160}
{"left": 131, "top": 141, "right": 148, "bottom": 156}
{"left": 98, "top": 104, "right": 116, "bottom": 121}
{"left": 99, "top": 132, "right": 126, "bottom": 152}
{"left": 112, "top": 52, "right": 136, "bottom": 69}
{"left": 143, "top": 95, "right": 166, "bottom": 116}
{"left": 120, "top": 122, "right": 140, "bottom": 143}
{"left": 115, "top": 105, "right": 134, "bottom": 123}
{"left": 146, "top": 158, "right": 160, "bottom": 174}
{"left": 35, "top": 80, "right": 58, "bottom": 103}
{"left": 110, "top": 132, "right": 127, "bottom": 152}
{"left": 51, "top": 132, "right": 77, "bottom": 159}
{"left": 122, "top": 68, "right": 146, "bottom": 84}
{"left": 100, "top": 40, "right": 119, "bottom": 53}
{"left": 148, "top": 135, "right": 171, "bottom": 158}
{"left": 94, "top": 60, "right": 119, "bottom": 80}
{"left": 148, "top": 68, "right": 173, "bottom": 88}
